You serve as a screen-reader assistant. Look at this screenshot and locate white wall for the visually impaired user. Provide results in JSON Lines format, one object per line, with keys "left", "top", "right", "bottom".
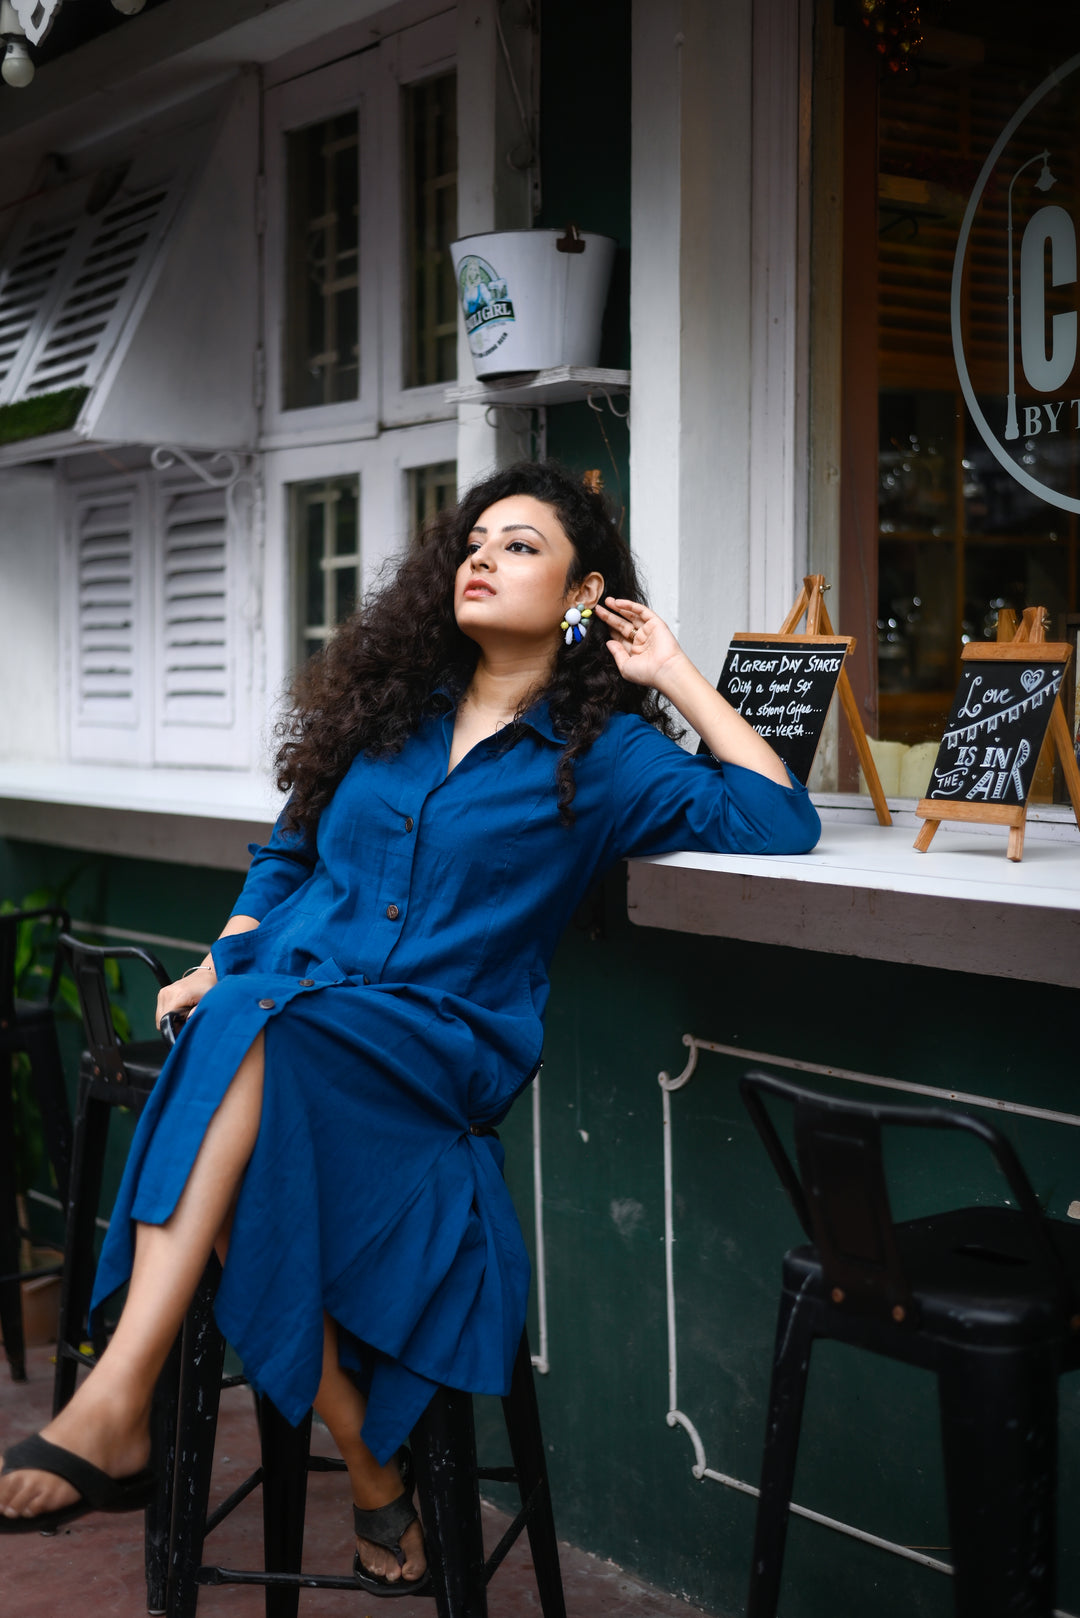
{"left": 630, "top": 0, "right": 810, "bottom": 714}
{"left": 0, "top": 466, "right": 60, "bottom": 763}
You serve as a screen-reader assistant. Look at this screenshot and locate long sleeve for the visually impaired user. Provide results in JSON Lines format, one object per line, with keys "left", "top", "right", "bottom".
{"left": 230, "top": 807, "right": 318, "bottom": 921}
{"left": 608, "top": 714, "right": 821, "bottom": 861}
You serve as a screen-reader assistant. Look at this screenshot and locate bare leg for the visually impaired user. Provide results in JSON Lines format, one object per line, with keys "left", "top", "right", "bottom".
{"left": 0, "top": 1032, "right": 266, "bottom": 1520}
{"left": 313, "top": 1315, "right": 426, "bottom": 1584}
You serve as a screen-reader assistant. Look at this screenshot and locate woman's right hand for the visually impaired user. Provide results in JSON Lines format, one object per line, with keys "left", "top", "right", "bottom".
{"left": 156, "top": 964, "right": 217, "bottom": 1030}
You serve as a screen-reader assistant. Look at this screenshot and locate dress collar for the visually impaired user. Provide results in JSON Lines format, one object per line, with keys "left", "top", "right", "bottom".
{"left": 430, "top": 686, "right": 566, "bottom": 747}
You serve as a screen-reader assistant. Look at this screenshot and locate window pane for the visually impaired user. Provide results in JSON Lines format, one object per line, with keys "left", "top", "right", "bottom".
{"left": 407, "top": 461, "right": 457, "bottom": 536}
{"left": 871, "top": 25, "right": 1080, "bottom": 782}
{"left": 285, "top": 113, "right": 360, "bottom": 409}
{"left": 290, "top": 476, "right": 361, "bottom": 666}
{"left": 404, "top": 73, "right": 458, "bottom": 388}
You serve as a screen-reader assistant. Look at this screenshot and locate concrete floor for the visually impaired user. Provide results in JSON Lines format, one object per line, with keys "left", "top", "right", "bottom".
{"left": 0, "top": 1344, "right": 710, "bottom": 1618}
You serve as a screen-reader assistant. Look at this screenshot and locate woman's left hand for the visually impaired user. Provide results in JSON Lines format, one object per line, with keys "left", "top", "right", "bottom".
{"left": 595, "top": 597, "right": 686, "bottom": 691}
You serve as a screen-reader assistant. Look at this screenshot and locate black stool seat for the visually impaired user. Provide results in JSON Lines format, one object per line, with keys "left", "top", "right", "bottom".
{"left": 740, "top": 1069, "right": 1080, "bottom": 1618}
{"left": 784, "top": 1205, "right": 1080, "bottom": 1346}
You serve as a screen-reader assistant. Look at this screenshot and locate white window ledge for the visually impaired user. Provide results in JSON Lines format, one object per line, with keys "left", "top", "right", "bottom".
{"left": 627, "top": 811, "right": 1080, "bottom": 990}
{"left": 0, "top": 762, "right": 283, "bottom": 872}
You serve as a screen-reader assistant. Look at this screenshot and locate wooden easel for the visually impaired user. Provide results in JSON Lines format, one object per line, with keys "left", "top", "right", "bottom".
{"left": 913, "top": 607, "right": 1080, "bottom": 861}
{"left": 777, "top": 574, "right": 892, "bottom": 826}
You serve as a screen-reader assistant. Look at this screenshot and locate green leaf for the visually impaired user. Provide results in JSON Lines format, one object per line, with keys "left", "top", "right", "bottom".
{"left": 56, "top": 977, "right": 82, "bottom": 1020}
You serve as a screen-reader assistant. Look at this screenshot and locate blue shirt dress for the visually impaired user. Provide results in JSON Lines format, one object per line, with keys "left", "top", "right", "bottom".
{"left": 92, "top": 698, "right": 820, "bottom": 1461}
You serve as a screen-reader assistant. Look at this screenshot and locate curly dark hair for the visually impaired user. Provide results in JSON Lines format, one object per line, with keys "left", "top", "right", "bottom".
{"left": 274, "top": 460, "right": 682, "bottom": 833}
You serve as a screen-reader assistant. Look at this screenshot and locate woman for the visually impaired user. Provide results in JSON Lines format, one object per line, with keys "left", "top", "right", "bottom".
{"left": 0, "top": 462, "right": 819, "bottom": 1590}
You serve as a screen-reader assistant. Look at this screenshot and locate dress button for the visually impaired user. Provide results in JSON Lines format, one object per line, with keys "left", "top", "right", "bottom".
{"left": 298, "top": 978, "right": 314, "bottom": 987}
{"left": 386, "top": 903, "right": 400, "bottom": 920}
{"left": 258, "top": 998, "right": 276, "bottom": 1010}
{"left": 404, "top": 816, "right": 414, "bottom": 832}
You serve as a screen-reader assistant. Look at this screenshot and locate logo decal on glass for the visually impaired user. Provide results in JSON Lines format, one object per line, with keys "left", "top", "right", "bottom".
{"left": 456, "top": 255, "right": 516, "bottom": 362}
{"left": 952, "top": 52, "right": 1080, "bottom": 513}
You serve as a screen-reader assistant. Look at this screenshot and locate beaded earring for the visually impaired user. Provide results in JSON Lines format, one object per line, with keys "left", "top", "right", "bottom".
{"left": 560, "top": 605, "right": 593, "bottom": 645}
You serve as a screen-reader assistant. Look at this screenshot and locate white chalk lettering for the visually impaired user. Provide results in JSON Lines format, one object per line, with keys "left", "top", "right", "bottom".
{"left": 981, "top": 746, "right": 1012, "bottom": 769}
{"left": 958, "top": 676, "right": 984, "bottom": 719}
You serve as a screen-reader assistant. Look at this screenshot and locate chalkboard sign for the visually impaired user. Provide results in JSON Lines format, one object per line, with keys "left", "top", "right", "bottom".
{"left": 925, "top": 650, "right": 1068, "bottom": 807}
{"left": 705, "top": 634, "right": 852, "bottom": 784}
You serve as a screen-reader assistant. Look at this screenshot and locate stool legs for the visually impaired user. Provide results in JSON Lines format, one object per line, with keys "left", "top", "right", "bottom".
{"left": 164, "top": 1319, "right": 563, "bottom": 1618}
{"left": 938, "top": 1343, "right": 1059, "bottom": 1618}
{"left": 502, "top": 1333, "right": 566, "bottom": 1618}
{"left": 53, "top": 1083, "right": 111, "bottom": 1413}
{"left": 746, "top": 1282, "right": 818, "bottom": 1618}
{"left": 0, "top": 1052, "right": 26, "bottom": 1381}
{"left": 146, "top": 1333, "right": 183, "bottom": 1615}
{"left": 167, "top": 1263, "right": 227, "bottom": 1618}
{"left": 258, "top": 1397, "right": 312, "bottom": 1618}
{"left": 413, "top": 1384, "right": 488, "bottom": 1618}
{"left": 0, "top": 1012, "right": 72, "bottom": 1384}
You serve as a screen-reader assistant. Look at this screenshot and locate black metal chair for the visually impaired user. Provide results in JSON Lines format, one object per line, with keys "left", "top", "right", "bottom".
{"left": 0, "top": 904, "right": 73, "bottom": 1382}
{"left": 54, "top": 932, "right": 176, "bottom": 1613}
{"left": 166, "top": 1255, "right": 565, "bottom": 1618}
{"left": 739, "top": 1068, "right": 1080, "bottom": 1618}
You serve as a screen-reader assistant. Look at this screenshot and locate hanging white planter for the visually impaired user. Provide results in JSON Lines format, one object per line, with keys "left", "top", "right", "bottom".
{"left": 450, "top": 227, "right": 617, "bottom": 379}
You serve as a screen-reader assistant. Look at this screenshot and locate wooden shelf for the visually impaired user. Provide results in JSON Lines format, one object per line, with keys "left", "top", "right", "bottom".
{"left": 445, "top": 366, "right": 630, "bottom": 409}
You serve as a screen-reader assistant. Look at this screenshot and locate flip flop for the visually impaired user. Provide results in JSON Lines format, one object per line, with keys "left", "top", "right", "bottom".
{"left": 0, "top": 1434, "right": 156, "bottom": 1534}
{"left": 352, "top": 1447, "right": 433, "bottom": 1598}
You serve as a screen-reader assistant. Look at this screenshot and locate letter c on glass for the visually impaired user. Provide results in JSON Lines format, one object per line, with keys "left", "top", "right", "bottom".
{"left": 1020, "top": 203, "right": 1078, "bottom": 392}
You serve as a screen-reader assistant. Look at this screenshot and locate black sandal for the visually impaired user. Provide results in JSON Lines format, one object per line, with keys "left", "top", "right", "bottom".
{"left": 0, "top": 1434, "right": 156, "bottom": 1534}
{"left": 352, "top": 1448, "right": 432, "bottom": 1598}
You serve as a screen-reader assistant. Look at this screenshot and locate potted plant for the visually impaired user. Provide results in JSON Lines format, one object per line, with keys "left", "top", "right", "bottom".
{"left": 450, "top": 225, "right": 617, "bottom": 379}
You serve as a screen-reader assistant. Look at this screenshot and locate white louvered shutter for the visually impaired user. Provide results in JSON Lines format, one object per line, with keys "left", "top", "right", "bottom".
{"left": 0, "top": 213, "right": 81, "bottom": 402}
{"left": 152, "top": 473, "right": 250, "bottom": 767}
{"left": 18, "top": 185, "right": 176, "bottom": 399}
{"left": 68, "top": 478, "right": 152, "bottom": 764}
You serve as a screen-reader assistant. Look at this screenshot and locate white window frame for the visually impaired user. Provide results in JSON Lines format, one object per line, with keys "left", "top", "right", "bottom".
{"left": 261, "top": 11, "right": 457, "bottom": 452}
{"left": 61, "top": 471, "right": 154, "bottom": 767}
{"left": 263, "top": 55, "right": 381, "bottom": 447}
{"left": 150, "top": 466, "right": 253, "bottom": 770}
{"left": 262, "top": 418, "right": 458, "bottom": 712}
{"left": 376, "top": 13, "right": 458, "bottom": 427}
{"left": 60, "top": 462, "right": 255, "bottom": 770}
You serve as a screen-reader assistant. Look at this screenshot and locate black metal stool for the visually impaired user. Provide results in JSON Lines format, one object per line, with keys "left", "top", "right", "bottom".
{"left": 54, "top": 932, "right": 176, "bottom": 1612}
{"left": 739, "top": 1068, "right": 1080, "bottom": 1618}
{"left": 0, "top": 904, "right": 73, "bottom": 1382}
{"left": 166, "top": 1257, "right": 566, "bottom": 1618}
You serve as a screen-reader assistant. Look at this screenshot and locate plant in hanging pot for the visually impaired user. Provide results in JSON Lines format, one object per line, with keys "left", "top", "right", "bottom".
{"left": 449, "top": 224, "right": 617, "bottom": 379}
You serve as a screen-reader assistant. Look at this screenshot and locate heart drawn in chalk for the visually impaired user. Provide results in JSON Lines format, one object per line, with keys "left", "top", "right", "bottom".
{"left": 1020, "top": 668, "right": 1042, "bottom": 694}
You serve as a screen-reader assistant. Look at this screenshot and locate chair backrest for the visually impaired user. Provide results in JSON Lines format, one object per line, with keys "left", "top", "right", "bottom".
{"left": 0, "top": 905, "right": 71, "bottom": 1024}
{"left": 739, "top": 1068, "right": 1066, "bottom": 1324}
{"left": 58, "top": 933, "right": 171, "bottom": 1083}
